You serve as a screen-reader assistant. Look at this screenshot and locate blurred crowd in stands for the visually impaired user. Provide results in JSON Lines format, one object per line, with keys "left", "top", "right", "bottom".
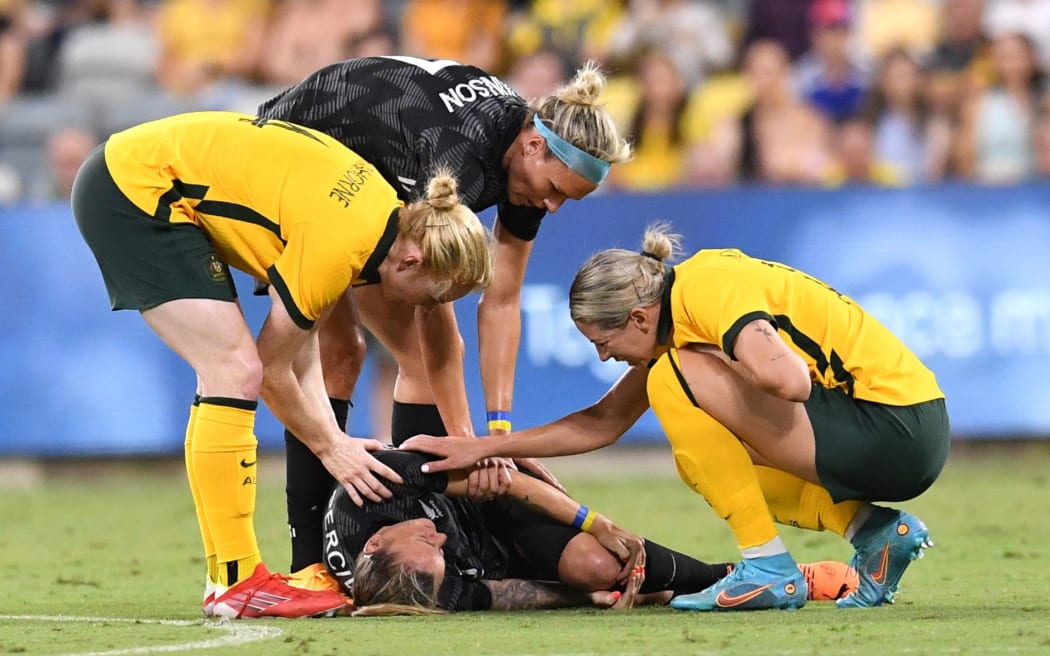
{"left": 2, "top": 0, "right": 1050, "bottom": 204}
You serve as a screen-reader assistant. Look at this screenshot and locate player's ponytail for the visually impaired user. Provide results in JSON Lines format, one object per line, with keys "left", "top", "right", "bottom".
{"left": 570, "top": 222, "right": 682, "bottom": 329}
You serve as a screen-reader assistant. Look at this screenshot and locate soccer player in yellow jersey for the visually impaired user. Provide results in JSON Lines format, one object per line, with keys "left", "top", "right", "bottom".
{"left": 71, "top": 111, "right": 492, "bottom": 619}
{"left": 404, "top": 222, "right": 949, "bottom": 611}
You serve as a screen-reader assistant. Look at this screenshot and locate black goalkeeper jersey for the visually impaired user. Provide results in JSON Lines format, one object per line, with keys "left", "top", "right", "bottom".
{"left": 258, "top": 55, "right": 546, "bottom": 241}
{"left": 322, "top": 450, "right": 511, "bottom": 610}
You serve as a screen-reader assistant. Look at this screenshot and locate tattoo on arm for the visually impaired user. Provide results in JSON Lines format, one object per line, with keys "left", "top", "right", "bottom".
{"left": 515, "top": 493, "right": 546, "bottom": 516}
{"left": 752, "top": 322, "right": 776, "bottom": 342}
{"left": 751, "top": 321, "right": 789, "bottom": 363}
{"left": 485, "top": 579, "right": 591, "bottom": 610}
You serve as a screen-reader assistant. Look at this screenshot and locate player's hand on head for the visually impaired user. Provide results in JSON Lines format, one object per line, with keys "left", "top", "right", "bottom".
{"left": 322, "top": 436, "right": 404, "bottom": 507}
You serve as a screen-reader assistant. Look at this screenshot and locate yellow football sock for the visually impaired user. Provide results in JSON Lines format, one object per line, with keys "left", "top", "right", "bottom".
{"left": 191, "top": 398, "right": 263, "bottom": 586}
{"left": 755, "top": 466, "right": 863, "bottom": 537}
{"left": 649, "top": 355, "right": 778, "bottom": 551}
{"left": 183, "top": 400, "right": 218, "bottom": 582}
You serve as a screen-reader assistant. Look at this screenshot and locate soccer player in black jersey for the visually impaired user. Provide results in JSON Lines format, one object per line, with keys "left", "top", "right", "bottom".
{"left": 323, "top": 450, "right": 733, "bottom": 613}
{"left": 320, "top": 451, "right": 855, "bottom": 613}
{"left": 256, "top": 56, "right": 632, "bottom": 582}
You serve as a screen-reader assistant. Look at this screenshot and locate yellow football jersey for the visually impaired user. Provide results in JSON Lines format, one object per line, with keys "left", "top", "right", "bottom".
{"left": 104, "top": 111, "right": 403, "bottom": 329}
{"left": 656, "top": 249, "right": 943, "bottom": 406}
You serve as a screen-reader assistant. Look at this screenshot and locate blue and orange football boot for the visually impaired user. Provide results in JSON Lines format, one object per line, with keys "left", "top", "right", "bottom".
{"left": 670, "top": 552, "right": 807, "bottom": 611}
{"left": 837, "top": 507, "right": 932, "bottom": 608}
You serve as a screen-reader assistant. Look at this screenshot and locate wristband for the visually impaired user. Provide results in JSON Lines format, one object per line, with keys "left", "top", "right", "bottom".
{"left": 572, "top": 504, "right": 596, "bottom": 532}
{"left": 487, "top": 410, "right": 511, "bottom": 433}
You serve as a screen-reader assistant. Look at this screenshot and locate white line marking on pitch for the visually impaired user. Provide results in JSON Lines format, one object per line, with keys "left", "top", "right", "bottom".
{"left": 0, "top": 615, "right": 283, "bottom": 655}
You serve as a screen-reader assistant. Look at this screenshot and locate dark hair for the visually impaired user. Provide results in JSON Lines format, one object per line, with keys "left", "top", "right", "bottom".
{"left": 628, "top": 49, "right": 689, "bottom": 151}
{"left": 861, "top": 47, "right": 929, "bottom": 138}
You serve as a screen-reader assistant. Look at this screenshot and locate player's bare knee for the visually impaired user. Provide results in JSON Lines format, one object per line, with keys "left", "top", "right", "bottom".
{"left": 558, "top": 537, "right": 621, "bottom": 591}
{"left": 222, "top": 346, "right": 264, "bottom": 398}
{"left": 321, "top": 323, "right": 366, "bottom": 367}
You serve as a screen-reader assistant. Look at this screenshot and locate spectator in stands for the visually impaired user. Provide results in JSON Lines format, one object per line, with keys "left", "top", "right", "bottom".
{"left": 855, "top": 0, "right": 940, "bottom": 64}
{"left": 984, "top": 0, "right": 1050, "bottom": 70}
{"left": 44, "top": 125, "right": 96, "bottom": 200}
{"left": 506, "top": 48, "right": 568, "bottom": 100}
{"left": 919, "top": 52, "right": 973, "bottom": 181}
{"left": 504, "top": 0, "right": 624, "bottom": 70}
{"left": 607, "top": 48, "right": 694, "bottom": 192}
{"left": 259, "top": 0, "right": 383, "bottom": 87}
{"left": 731, "top": 40, "right": 835, "bottom": 185}
{"left": 155, "top": 0, "right": 268, "bottom": 97}
{"left": 400, "top": 0, "right": 507, "bottom": 72}
{"left": 955, "top": 31, "right": 1043, "bottom": 183}
{"left": 826, "top": 116, "right": 902, "bottom": 186}
{"left": 741, "top": 0, "right": 814, "bottom": 62}
{"left": 928, "top": 0, "right": 990, "bottom": 82}
{"left": 0, "top": 160, "right": 21, "bottom": 203}
{"left": 349, "top": 28, "right": 397, "bottom": 59}
{"left": 796, "top": 0, "right": 869, "bottom": 123}
{"left": 864, "top": 47, "right": 942, "bottom": 184}
{"left": 1035, "top": 113, "right": 1050, "bottom": 177}
{"left": 53, "top": 0, "right": 158, "bottom": 113}
{"left": 604, "top": 0, "right": 734, "bottom": 88}
{"left": 679, "top": 64, "right": 754, "bottom": 188}
{"left": 18, "top": 0, "right": 107, "bottom": 93}
{"left": 0, "top": 0, "right": 26, "bottom": 101}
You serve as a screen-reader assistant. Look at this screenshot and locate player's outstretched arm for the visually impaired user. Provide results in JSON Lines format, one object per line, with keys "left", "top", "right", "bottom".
{"left": 403, "top": 364, "right": 651, "bottom": 472}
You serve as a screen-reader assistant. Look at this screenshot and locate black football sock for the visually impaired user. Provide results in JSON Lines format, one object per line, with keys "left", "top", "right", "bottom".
{"left": 284, "top": 397, "right": 348, "bottom": 571}
{"left": 390, "top": 402, "right": 447, "bottom": 447}
{"left": 639, "top": 540, "right": 734, "bottom": 595}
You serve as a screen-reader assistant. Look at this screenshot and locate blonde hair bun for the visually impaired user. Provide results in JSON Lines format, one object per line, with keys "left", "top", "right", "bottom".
{"left": 425, "top": 174, "right": 460, "bottom": 211}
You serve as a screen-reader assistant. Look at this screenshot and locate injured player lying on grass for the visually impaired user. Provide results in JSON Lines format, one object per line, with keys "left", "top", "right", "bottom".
{"left": 293, "top": 451, "right": 856, "bottom": 614}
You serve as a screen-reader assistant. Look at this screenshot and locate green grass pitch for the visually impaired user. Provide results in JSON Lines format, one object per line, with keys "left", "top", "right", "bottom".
{"left": 1, "top": 442, "right": 1048, "bottom": 655}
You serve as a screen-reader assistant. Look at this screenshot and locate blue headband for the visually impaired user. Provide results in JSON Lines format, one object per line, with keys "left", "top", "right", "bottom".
{"left": 532, "top": 114, "right": 610, "bottom": 185}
